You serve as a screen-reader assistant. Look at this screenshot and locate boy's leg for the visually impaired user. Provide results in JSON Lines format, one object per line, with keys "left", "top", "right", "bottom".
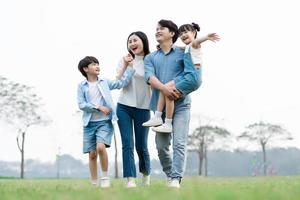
{"left": 97, "top": 143, "right": 108, "bottom": 172}
{"left": 89, "top": 150, "right": 98, "bottom": 184}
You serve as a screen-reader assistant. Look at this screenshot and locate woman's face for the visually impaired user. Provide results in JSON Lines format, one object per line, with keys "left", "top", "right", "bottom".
{"left": 179, "top": 30, "right": 196, "bottom": 45}
{"left": 127, "top": 34, "right": 144, "bottom": 56}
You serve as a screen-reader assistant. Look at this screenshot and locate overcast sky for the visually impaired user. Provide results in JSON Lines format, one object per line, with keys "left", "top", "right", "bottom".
{"left": 1, "top": 0, "right": 299, "bottom": 163}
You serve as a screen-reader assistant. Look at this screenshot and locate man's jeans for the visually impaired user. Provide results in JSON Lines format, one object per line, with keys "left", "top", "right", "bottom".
{"left": 155, "top": 103, "right": 191, "bottom": 179}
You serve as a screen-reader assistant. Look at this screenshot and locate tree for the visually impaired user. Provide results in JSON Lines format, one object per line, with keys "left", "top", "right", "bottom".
{"left": 0, "top": 76, "right": 51, "bottom": 178}
{"left": 188, "top": 125, "right": 231, "bottom": 176}
{"left": 238, "top": 121, "right": 292, "bottom": 176}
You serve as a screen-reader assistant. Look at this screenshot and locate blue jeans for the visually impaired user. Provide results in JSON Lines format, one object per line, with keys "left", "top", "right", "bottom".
{"left": 175, "top": 52, "right": 202, "bottom": 96}
{"left": 155, "top": 103, "right": 191, "bottom": 179}
{"left": 116, "top": 103, "right": 151, "bottom": 177}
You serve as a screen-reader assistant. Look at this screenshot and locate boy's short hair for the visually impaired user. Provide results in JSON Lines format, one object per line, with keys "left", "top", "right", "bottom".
{"left": 158, "top": 19, "right": 179, "bottom": 43}
{"left": 78, "top": 56, "right": 99, "bottom": 78}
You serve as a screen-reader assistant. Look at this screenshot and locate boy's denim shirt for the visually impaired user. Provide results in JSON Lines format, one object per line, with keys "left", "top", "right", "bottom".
{"left": 77, "top": 68, "right": 135, "bottom": 127}
{"left": 144, "top": 45, "right": 191, "bottom": 111}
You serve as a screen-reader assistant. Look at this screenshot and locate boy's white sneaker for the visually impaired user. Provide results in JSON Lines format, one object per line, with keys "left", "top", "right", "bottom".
{"left": 142, "top": 175, "right": 150, "bottom": 186}
{"left": 168, "top": 179, "right": 180, "bottom": 188}
{"left": 91, "top": 179, "right": 98, "bottom": 187}
{"left": 152, "top": 123, "right": 172, "bottom": 133}
{"left": 126, "top": 180, "right": 137, "bottom": 188}
{"left": 142, "top": 117, "right": 163, "bottom": 127}
{"left": 100, "top": 177, "right": 110, "bottom": 188}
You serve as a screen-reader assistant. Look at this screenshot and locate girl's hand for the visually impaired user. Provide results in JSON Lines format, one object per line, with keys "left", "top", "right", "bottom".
{"left": 97, "top": 106, "right": 111, "bottom": 115}
{"left": 206, "top": 33, "right": 220, "bottom": 42}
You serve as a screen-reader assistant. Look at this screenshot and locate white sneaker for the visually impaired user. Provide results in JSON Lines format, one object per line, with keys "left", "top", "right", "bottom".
{"left": 152, "top": 123, "right": 172, "bottom": 133}
{"left": 91, "top": 179, "right": 98, "bottom": 187}
{"left": 142, "top": 175, "right": 150, "bottom": 186}
{"left": 142, "top": 117, "right": 163, "bottom": 127}
{"left": 100, "top": 177, "right": 110, "bottom": 188}
{"left": 126, "top": 179, "right": 137, "bottom": 188}
{"left": 168, "top": 179, "right": 180, "bottom": 188}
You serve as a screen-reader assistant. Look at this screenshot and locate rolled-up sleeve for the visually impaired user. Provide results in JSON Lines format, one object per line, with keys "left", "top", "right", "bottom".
{"left": 144, "top": 54, "right": 155, "bottom": 83}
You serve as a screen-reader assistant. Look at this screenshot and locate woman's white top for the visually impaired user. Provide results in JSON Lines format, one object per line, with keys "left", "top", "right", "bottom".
{"left": 117, "top": 55, "right": 151, "bottom": 110}
{"left": 185, "top": 43, "right": 203, "bottom": 65}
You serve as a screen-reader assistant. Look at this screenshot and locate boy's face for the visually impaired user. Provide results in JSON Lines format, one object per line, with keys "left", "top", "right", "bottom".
{"left": 84, "top": 62, "right": 100, "bottom": 76}
{"left": 155, "top": 24, "right": 174, "bottom": 43}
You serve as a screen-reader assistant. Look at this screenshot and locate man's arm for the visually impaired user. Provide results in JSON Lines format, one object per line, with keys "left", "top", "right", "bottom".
{"left": 144, "top": 55, "right": 180, "bottom": 100}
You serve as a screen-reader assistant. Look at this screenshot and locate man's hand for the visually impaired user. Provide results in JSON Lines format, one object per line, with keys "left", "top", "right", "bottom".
{"left": 97, "top": 106, "right": 111, "bottom": 115}
{"left": 161, "top": 81, "right": 182, "bottom": 100}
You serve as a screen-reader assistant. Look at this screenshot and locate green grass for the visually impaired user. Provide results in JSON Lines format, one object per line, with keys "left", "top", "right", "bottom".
{"left": 0, "top": 176, "right": 299, "bottom": 200}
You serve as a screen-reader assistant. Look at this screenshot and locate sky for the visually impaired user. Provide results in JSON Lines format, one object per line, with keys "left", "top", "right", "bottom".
{"left": 0, "top": 0, "right": 299, "bottom": 164}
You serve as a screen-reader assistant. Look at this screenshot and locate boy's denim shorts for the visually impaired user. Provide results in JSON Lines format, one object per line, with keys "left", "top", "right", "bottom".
{"left": 83, "top": 120, "right": 114, "bottom": 153}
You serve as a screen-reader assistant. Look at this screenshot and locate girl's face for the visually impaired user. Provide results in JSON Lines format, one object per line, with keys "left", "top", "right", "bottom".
{"left": 128, "top": 34, "right": 144, "bottom": 56}
{"left": 179, "top": 30, "right": 196, "bottom": 45}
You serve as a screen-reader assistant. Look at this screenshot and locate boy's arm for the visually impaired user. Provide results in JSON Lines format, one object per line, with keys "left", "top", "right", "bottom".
{"left": 77, "top": 84, "right": 97, "bottom": 112}
{"left": 108, "top": 67, "right": 135, "bottom": 90}
{"left": 192, "top": 33, "right": 220, "bottom": 49}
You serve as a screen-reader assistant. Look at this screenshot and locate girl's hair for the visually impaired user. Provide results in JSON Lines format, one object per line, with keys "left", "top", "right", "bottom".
{"left": 78, "top": 56, "right": 99, "bottom": 78}
{"left": 178, "top": 23, "right": 200, "bottom": 38}
{"left": 158, "top": 19, "right": 179, "bottom": 43}
{"left": 127, "top": 31, "right": 150, "bottom": 59}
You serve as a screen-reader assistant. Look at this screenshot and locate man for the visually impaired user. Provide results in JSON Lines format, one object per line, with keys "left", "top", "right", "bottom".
{"left": 144, "top": 19, "right": 193, "bottom": 188}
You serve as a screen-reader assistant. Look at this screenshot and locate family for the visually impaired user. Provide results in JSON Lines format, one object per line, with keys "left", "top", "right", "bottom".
{"left": 77, "top": 19, "right": 219, "bottom": 188}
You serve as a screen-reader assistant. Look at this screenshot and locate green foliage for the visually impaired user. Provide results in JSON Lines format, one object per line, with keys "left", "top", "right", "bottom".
{"left": 0, "top": 177, "right": 299, "bottom": 200}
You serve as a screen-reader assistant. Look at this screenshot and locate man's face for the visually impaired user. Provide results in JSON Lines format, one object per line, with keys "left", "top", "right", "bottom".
{"left": 155, "top": 24, "right": 174, "bottom": 43}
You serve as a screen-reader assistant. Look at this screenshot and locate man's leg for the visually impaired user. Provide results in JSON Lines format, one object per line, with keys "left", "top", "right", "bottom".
{"left": 171, "top": 104, "right": 191, "bottom": 179}
{"left": 155, "top": 132, "right": 172, "bottom": 178}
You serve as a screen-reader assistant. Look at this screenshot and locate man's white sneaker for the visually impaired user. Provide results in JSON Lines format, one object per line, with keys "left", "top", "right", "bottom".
{"left": 142, "top": 117, "right": 163, "bottom": 127}
{"left": 152, "top": 123, "right": 172, "bottom": 133}
{"left": 168, "top": 179, "right": 180, "bottom": 188}
{"left": 100, "top": 177, "right": 110, "bottom": 188}
{"left": 126, "top": 180, "right": 137, "bottom": 188}
{"left": 142, "top": 175, "right": 150, "bottom": 186}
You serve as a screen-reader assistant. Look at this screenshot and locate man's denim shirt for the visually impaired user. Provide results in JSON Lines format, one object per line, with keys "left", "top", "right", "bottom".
{"left": 144, "top": 46, "right": 191, "bottom": 111}
{"left": 77, "top": 68, "right": 135, "bottom": 127}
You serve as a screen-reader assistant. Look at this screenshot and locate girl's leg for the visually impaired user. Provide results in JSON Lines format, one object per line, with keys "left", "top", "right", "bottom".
{"left": 165, "top": 97, "right": 174, "bottom": 119}
{"left": 142, "top": 92, "right": 164, "bottom": 127}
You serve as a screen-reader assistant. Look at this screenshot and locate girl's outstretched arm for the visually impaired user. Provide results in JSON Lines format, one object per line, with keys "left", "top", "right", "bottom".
{"left": 192, "top": 33, "right": 220, "bottom": 48}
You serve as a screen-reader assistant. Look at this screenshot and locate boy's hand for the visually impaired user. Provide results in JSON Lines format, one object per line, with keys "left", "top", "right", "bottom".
{"left": 97, "top": 106, "right": 111, "bottom": 115}
{"left": 206, "top": 33, "right": 220, "bottom": 42}
{"left": 123, "top": 53, "right": 133, "bottom": 67}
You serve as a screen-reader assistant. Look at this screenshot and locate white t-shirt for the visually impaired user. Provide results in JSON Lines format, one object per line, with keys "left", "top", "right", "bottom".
{"left": 117, "top": 55, "right": 151, "bottom": 109}
{"left": 87, "top": 81, "right": 108, "bottom": 121}
{"left": 185, "top": 44, "right": 203, "bottom": 66}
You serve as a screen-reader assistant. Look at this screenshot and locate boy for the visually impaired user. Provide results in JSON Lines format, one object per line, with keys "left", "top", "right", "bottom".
{"left": 77, "top": 56, "right": 134, "bottom": 188}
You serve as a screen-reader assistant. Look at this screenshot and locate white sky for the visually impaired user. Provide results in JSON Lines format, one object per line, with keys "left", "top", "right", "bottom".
{"left": 1, "top": 0, "right": 299, "bottom": 163}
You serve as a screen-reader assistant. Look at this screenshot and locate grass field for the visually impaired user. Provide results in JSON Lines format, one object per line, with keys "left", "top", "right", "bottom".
{"left": 0, "top": 176, "right": 299, "bottom": 200}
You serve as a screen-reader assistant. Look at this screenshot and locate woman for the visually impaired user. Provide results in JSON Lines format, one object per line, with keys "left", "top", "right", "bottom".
{"left": 116, "top": 31, "right": 151, "bottom": 188}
